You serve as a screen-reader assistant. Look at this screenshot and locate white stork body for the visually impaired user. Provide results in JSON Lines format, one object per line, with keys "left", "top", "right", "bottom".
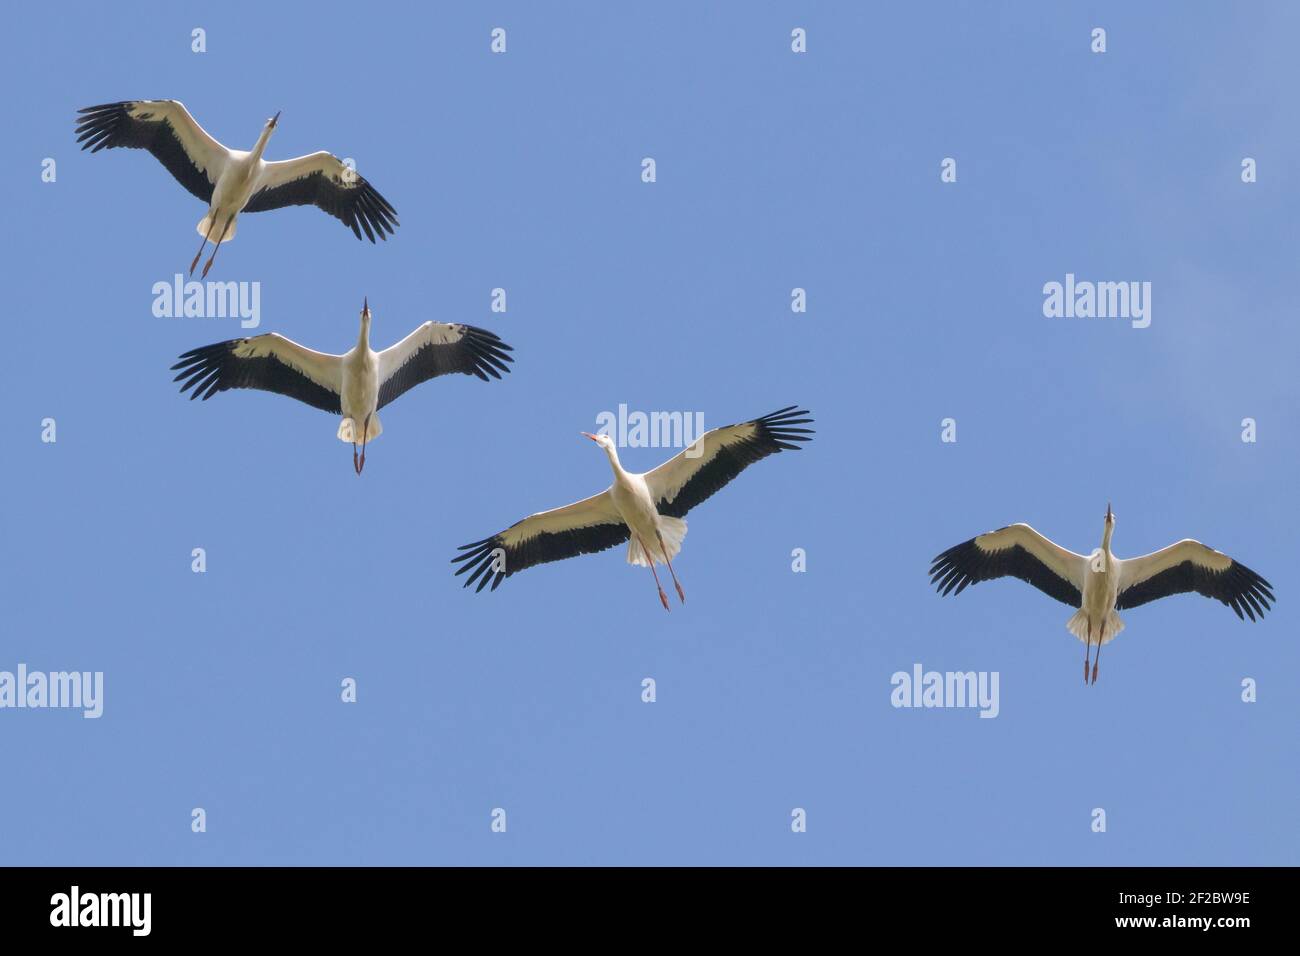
{"left": 171, "top": 300, "right": 512, "bottom": 473}
{"left": 1073, "top": 549, "right": 1123, "bottom": 647}
{"left": 930, "top": 505, "right": 1275, "bottom": 683}
{"left": 76, "top": 101, "right": 398, "bottom": 277}
{"left": 200, "top": 140, "right": 263, "bottom": 244}
{"left": 453, "top": 407, "right": 813, "bottom": 608}
{"left": 339, "top": 328, "right": 382, "bottom": 447}
{"left": 607, "top": 458, "right": 684, "bottom": 569}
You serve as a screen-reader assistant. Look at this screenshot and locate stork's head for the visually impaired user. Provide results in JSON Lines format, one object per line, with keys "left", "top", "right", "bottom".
{"left": 1105, "top": 502, "right": 1115, "bottom": 526}
{"left": 357, "top": 297, "right": 372, "bottom": 345}
{"left": 581, "top": 431, "right": 615, "bottom": 452}
{"left": 583, "top": 431, "right": 624, "bottom": 467}
{"left": 267, "top": 110, "right": 281, "bottom": 131}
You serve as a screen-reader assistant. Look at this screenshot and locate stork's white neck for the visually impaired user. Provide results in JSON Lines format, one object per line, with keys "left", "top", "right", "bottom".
{"left": 602, "top": 442, "right": 626, "bottom": 478}
{"left": 357, "top": 314, "right": 371, "bottom": 351}
{"left": 1100, "top": 523, "right": 1115, "bottom": 565}
{"left": 251, "top": 126, "right": 274, "bottom": 163}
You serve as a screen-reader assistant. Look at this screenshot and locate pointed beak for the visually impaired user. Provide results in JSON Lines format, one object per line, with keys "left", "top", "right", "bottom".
{"left": 581, "top": 432, "right": 599, "bottom": 443}
{"left": 362, "top": 296, "right": 369, "bottom": 319}
{"left": 271, "top": 110, "right": 281, "bottom": 127}
{"left": 1106, "top": 502, "right": 1113, "bottom": 521}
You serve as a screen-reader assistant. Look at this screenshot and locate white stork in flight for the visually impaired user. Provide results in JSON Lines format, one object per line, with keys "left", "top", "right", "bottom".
{"left": 452, "top": 407, "right": 814, "bottom": 608}
{"left": 76, "top": 100, "right": 398, "bottom": 277}
{"left": 171, "top": 299, "right": 512, "bottom": 474}
{"left": 929, "top": 505, "right": 1275, "bottom": 683}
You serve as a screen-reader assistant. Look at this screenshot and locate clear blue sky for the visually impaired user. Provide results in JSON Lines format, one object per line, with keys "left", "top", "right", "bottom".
{"left": 1, "top": 1, "right": 1296, "bottom": 865}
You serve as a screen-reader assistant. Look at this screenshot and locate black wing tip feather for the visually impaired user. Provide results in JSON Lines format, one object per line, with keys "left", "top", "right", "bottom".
{"left": 462, "top": 325, "right": 515, "bottom": 381}
{"left": 171, "top": 340, "right": 239, "bottom": 401}
{"left": 1222, "top": 560, "right": 1275, "bottom": 621}
{"left": 74, "top": 101, "right": 133, "bottom": 151}
{"left": 450, "top": 536, "right": 507, "bottom": 592}
{"left": 346, "top": 178, "right": 400, "bottom": 243}
{"left": 928, "top": 538, "right": 979, "bottom": 597}
{"left": 754, "top": 406, "right": 815, "bottom": 451}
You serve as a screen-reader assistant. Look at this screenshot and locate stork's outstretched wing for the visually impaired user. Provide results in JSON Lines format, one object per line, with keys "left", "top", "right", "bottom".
{"left": 76, "top": 100, "right": 229, "bottom": 202}
{"left": 452, "top": 492, "right": 629, "bottom": 592}
{"left": 930, "top": 524, "right": 1090, "bottom": 607}
{"left": 376, "top": 323, "right": 513, "bottom": 409}
{"left": 1117, "top": 539, "right": 1274, "bottom": 621}
{"left": 244, "top": 152, "right": 398, "bottom": 241}
{"left": 171, "top": 334, "right": 342, "bottom": 413}
{"left": 642, "top": 407, "right": 814, "bottom": 519}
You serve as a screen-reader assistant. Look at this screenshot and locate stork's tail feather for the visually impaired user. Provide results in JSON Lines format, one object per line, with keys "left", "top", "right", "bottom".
{"left": 337, "top": 415, "right": 382, "bottom": 443}
{"left": 197, "top": 214, "right": 237, "bottom": 243}
{"left": 627, "top": 516, "right": 687, "bottom": 567}
{"left": 1066, "top": 609, "right": 1125, "bottom": 645}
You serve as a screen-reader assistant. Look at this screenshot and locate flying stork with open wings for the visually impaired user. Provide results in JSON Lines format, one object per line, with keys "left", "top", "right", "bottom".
{"left": 76, "top": 100, "right": 397, "bottom": 276}
{"left": 452, "top": 407, "right": 814, "bottom": 608}
{"left": 930, "top": 505, "right": 1275, "bottom": 683}
{"left": 172, "top": 299, "right": 512, "bottom": 474}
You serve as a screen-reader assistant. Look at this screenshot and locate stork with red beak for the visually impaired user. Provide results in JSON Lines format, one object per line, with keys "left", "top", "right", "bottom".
{"left": 77, "top": 100, "right": 398, "bottom": 276}
{"left": 930, "top": 503, "right": 1275, "bottom": 684}
{"left": 579, "top": 430, "right": 686, "bottom": 609}
{"left": 453, "top": 408, "right": 814, "bottom": 607}
{"left": 172, "top": 298, "right": 513, "bottom": 474}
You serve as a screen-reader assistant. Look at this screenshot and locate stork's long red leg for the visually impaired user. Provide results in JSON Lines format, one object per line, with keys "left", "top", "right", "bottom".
{"left": 200, "top": 215, "right": 234, "bottom": 279}
{"left": 1084, "top": 626, "right": 1092, "bottom": 686}
{"left": 1091, "top": 632, "right": 1102, "bottom": 685}
{"left": 656, "top": 530, "right": 685, "bottom": 604}
{"left": 352, "top": 442, "right": 359, "bottom": 475}
{"left": 358, "top": 414, "right": 371, "bottom": 474}
{"left": 190, "top": 216, "right": 218, "bottom": 275}
{"left": 637, "top": 535, "right": 670, "bottom": 611}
